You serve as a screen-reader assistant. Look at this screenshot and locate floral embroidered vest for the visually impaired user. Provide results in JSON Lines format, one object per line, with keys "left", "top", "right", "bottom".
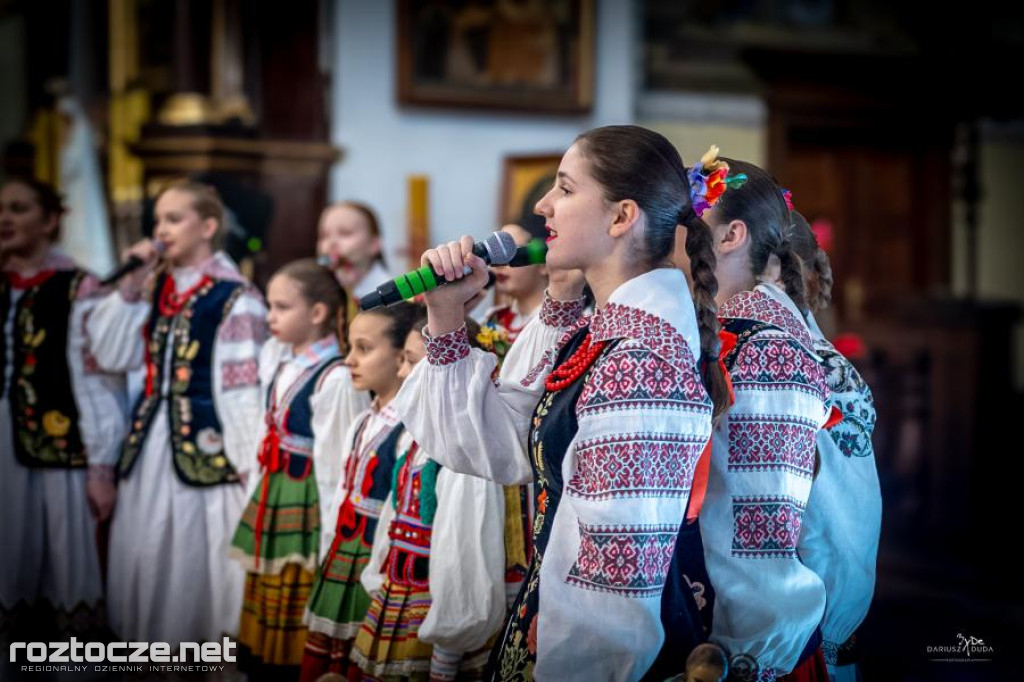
{"left": 0, "top": 270, "right": 88, "bottom": 468}
{"left": 120, "top": 274, "right": 246, "bottom": 486}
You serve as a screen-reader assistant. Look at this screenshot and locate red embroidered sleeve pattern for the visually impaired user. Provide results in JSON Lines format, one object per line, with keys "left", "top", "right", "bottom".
{"left": 576, "top": 346, "right": 707, "bottom": 415}
{"left": 727, "top": 415, "right": 819, "bottom": 479}
{"left": 424, "top": 325, "right": 471, "bottom": 366}
{"left": 568, "top": 432, "right": 704, "bottom": 501}
{"left": 731, "top": 494, "right": 806, "bottom": 559}
{"left": 730, "top": 337, "right": 828, "bottom": 402}
{"left": 566, "top": 523, "right": 678, "bottom": 597}
{"left": 539, "top": 292, "right": 585, "bottom": 328}
{"left": 719, "top": 289, "right": 814, "bottom": 350}
{"left": 218, "top": 313, "right": 268, "bottom": 343}
{"left": 221, "top": 358, "right": 259, "bottom": 391}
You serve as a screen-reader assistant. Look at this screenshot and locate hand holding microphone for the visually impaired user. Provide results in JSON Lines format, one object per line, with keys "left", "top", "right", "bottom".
{"left": 420, "top": 235, "right": 494, "bottom": 337}
{"left": 104, "top": 238, "right": 164, "bottom": 291}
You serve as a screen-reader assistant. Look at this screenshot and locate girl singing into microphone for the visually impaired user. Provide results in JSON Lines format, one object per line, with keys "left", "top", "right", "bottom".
{"left": 394, "top": 125, "right": 729, "bottom": 681}
{"left": 87, "top": 179, "right": 268, "bottom": 646}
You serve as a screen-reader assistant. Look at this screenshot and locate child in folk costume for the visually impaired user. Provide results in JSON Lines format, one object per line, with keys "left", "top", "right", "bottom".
{"left": 674, "top": 152, "right": 834, "bottom": 681}
{"left": 351, "top": 318, "right": 506, "bottom": 680}
{"left": 0, "top": 179, "right": 124, "bottom": 638}
{"left": 395, "top": 125, "right": 729, "bottom": 681}
{"left": 87, "top": 179, "right": 268, "bottom": 645}
{"left": 481, "top": 219, "right": 549, "bottom": 610}
{"left": 318, "top": 201, "right": 394, "bottom": 301}
{"left": 229, "top": 259, "right": 370, "bottom": 673}
{"left": 785, "top": 211, "right": 879, "bottom": 682}
{"left": 300, "top": 303, "right": 422, "bottom": 681}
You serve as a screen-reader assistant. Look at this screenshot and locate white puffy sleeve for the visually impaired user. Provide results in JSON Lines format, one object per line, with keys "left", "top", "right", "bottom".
{"left": 797, "top": 346, "right": 880, "bottom": 660}
{"left": 419, "top": 466, "right": 506, "bottom": 662}
{"left": 311, "top": 363, "right": 371, "bottom": 519}
{"left": 393, "top": 293, "right": 585, "bottom": 486}
{"left": 212, "top": 287, "right": 269, "bottom": 483}
{"left": 700, "top": 334, "right": 831, "bottom": 679}
{"left": 69, "top": 277, "right": 128, "bottom": 468}
{"left": 85, "top": 289, "right": 150, "bottom": 373}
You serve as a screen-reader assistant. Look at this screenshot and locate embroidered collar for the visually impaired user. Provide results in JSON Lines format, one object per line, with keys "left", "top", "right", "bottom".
{"left": 370, "top": 398, "right": 401, "bottom": 427}
{"left": 719, "top": 284, "right": 816, "bottom": 354}
{"left": 286, "top": 335, "right": 341, "bottom": 370}
{"left": 170, "top": 251, "right": 246, "bottom": 289}
{"left": 587, "top": 268, "right": 702, "bottom": 371}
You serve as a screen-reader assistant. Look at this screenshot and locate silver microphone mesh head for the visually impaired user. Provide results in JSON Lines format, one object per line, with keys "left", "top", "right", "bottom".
{"left": 484, "top": 230, "right": 517, "bottom": 266}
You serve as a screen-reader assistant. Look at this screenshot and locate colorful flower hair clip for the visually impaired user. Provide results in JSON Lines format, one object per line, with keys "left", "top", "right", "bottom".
{"left": 782, "top": 189, "right": 794, "bottom": 211}
{"left": 688, "top": 145, "right": 746, "bottom": 216}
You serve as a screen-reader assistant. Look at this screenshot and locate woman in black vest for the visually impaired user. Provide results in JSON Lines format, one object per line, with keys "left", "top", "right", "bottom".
{"left": 0, "top": 178, "right": 124, "bottom": 639}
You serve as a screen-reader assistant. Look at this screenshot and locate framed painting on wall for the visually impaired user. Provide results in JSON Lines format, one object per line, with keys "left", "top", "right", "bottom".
{"left": 397, "top": 0, "right": 595, "bottom": 113}
{"left": 499, "top": 153, "right": 561, "bottom": 226}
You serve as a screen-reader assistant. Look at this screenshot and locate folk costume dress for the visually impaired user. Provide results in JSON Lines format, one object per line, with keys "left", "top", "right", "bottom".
{"left": 697, "top": 282, "right": 833, "bottom": 681}
{"left": 395, "top": 268, "right": 714, "bottom": 681}
{"left": 87, "top": 251, "right": 268, "bottom": 645}
{"left": 300, "top": 399, "right": 406, "bottom": 681}
{"left": 351, "top": 432, "right": 505, "bottom": 680}
{"left": 0, "top": 251, "right": 125, "bottom": 638}
{"left": 229, "top": 335, "right": 368, "bottom": 668}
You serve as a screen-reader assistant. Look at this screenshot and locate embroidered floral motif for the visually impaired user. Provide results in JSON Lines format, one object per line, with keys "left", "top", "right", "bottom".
{"left": 730, "top": 337, "right": 828, "bottom": 401}
{"left": 221, "top": 358, "right": 259, "bottom": 390}
{"left": 577, "top": 347, "right": 709, "bottom": 414}
{"left": 539, "top": 293, "right": 584, "bottom": 328}
{"left": 567, "top": 523, "right": 678, "bottom": 597}
{"left": 728, "top": 415, "right": 819, "bottom": 479}
{"left": 732, "top": 495, "right": 806, "bottom": 559}
{"left": 591, "top": 303, "right": 701, "bottom": 373}
{"left": 196, "top": 427, "right": 223, "bottom": 455}
{"left": 425, "top": 325, "right": 471, "bottom": 366}
{"left": 42, "top": 410, "right": 71, "bottom": 437}
{"left": 568, "top": 432, "right": 704, "bottom": 500}
{"left": 817, "top": 345, "right": 876, "bottom": 458}
{"left": 720, "top": 289, "right": 814, "bottom": 351}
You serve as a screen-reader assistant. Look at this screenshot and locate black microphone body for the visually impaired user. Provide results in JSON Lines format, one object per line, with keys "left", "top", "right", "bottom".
{"left": 99, "top": 243, "right": 165, "bottom": 286}
{"left": 359, "top": 232, "right": 518, "bottom": 311}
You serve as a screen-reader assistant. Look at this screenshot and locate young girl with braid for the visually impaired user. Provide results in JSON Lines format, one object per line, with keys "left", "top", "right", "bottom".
{"left": 675, "top": 151, "right": 833, "bottom": 681}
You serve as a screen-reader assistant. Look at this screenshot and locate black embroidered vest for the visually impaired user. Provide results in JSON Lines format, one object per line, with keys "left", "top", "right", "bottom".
{"left": 120, "top": 274, "right": 246, "bottom": 487}
{"left": 1, "top": 270, "right": 88, "bottom": 468}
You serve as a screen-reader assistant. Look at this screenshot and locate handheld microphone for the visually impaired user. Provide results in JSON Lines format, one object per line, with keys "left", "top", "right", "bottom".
{"left": 508, "top": 238, "right": 547, "bottom": 267}
{"left": 359, "top": 231, "right": 517, "bottom": 311}
{"left": 100, "top": 242, "right": 165, "bottom": 286}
